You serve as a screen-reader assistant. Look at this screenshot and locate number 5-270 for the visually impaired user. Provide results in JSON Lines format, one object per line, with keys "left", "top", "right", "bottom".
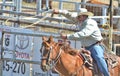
{"left": 3, "top": 61, "right": 26, "bottom": 74}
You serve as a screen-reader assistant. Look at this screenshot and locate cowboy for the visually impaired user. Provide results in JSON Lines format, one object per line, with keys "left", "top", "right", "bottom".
{"left": 53, "top": 8, "right": 110, "bottom": 76}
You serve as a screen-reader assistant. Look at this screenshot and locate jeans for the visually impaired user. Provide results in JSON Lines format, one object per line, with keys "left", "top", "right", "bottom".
{"left": 86, "top": 44, "right": 110, "bottom": 76}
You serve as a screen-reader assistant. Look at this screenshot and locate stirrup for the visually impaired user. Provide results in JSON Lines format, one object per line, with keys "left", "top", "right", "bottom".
{"left": 111, "top": 61, "right": 118, "bottom": 68}
{"left": 84, "top": 61, "right": 93, "bottom": 70}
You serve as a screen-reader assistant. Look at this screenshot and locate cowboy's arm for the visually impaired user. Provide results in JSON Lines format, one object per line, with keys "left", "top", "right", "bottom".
{"left": 53, "top": 9, "right": 77, "bottom": 23}
{"left": 67, "top": 22, "right": 95, "bottom": 40}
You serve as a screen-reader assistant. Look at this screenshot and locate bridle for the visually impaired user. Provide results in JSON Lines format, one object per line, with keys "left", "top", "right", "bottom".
{"left": 40, "top": 42, "right": 62, "bottom": 70}
{"left": 40, "top": 41, "right": 86, "bottom": 76}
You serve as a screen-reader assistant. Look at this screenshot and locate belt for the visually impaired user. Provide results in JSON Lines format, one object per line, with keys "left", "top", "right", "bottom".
{"left": 82, "top": 40, "right": 103, "bottom": 48}
{"left": 95, "top": 40, "right": 102, "bottom": 44}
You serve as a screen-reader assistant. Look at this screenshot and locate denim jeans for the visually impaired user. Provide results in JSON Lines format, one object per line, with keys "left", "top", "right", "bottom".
{"left": 86, "top": 44, "right": 110, "bottom": 76}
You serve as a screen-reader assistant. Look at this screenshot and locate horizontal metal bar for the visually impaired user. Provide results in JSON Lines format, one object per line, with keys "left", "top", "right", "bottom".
{"left": 0, "top": 10, "right": 35, "bottom": 16}
{"left": 0, "top": 15, "right": 78, "bottom": 31}
{"left": 91, "top": 16, "right": 120, "bottom": 18}
{"left": 0, "top": 1, "right": 13, "bottom": 4}
{"left": 1, "top": 58, "right": 41, "bottom": 64}
{"left": 0, "top": 3, "right": 15, "bottom": 7}
{"left": 0, "top": 25, "right": 61, "bottom": 38}
{"left": 53, "top": 0, "right": 108, "bottom": 7}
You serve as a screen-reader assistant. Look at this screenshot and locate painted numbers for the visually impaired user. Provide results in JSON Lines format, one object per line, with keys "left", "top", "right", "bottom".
{"left": 5, "top": 38, "right": 10, "bottom": 46}
{"left": 3, "top": 61, "right": 26, "bottom": 74}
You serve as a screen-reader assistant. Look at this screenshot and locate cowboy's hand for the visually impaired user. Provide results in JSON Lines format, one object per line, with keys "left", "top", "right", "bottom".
{"left": 60, "top": 33, "right": 67, "bottom": 39}
{"left": 53, "top": 9, "right": 59, "bottom": 14}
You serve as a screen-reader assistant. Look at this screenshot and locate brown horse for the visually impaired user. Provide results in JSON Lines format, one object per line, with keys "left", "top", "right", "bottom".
{"left": 40, "top": 36, "right": 120, "bottom": 76}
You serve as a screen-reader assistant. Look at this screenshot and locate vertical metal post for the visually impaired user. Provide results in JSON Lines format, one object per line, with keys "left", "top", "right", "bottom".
{"left": 1, "top": 0, "right": 6, "bottom": 16}
{"left": 36, "top": 0, "right": 42, "bottom": 15}
{"left": 0, "top": 32, "right": 4, "bottom": 76}
{"left": 30, "top": 36, "right": 34, "bottom": 76}
{"left": 101, "top": 7, "right": 107, "bottom": 25}
{"left": 81, "top": 0, "right": 86, "bottom": 8}
{"left": 13, "top": 34, "right": 16, "bottom": 60}
{"left": 108, "top": 0, "right": 113, "bottom": 51}
{"left": 46, "top": 0, "right": 49, "bottom": 9}
{"left": 13, "top": 0, "right": 22, "bottom": 27}
{"left": 58, "top": 0, "right": 63, "bottom": 23}
{"left": 59, "top": 0, "right": 63, "bottom": 10}
{"left": 116, "top": 0, "right": 120, "bottom": 30}
{"left": 75, "top": 3, "right": 80, "bottom": 12}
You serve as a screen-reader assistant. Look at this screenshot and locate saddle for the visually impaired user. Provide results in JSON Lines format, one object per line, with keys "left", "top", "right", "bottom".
{"left": 79, "top": 49, "right": 119, "bottom": 75}
{"left": 59, "top": 42, "right": 119, "bottom": 73}
{"left": 104, "top": 52, "right": 119, "bottom": 69}
{"left": 79, "top": 48, "right": 93, "bottom": 70}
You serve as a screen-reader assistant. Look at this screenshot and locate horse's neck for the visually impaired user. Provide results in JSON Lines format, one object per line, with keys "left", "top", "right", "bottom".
{"left": 55, "top": 47, "right": 84, "bottom": 74}
{"left": 55, "top": 44, "right": 82, "bottom": 64}
{"left": 55, "top": 51, "right": 72, "bottom": 75}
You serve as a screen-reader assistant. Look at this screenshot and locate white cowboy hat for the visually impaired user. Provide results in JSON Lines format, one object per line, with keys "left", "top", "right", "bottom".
{"left": 78, "top": 8, "right": 94, "bottom": 16}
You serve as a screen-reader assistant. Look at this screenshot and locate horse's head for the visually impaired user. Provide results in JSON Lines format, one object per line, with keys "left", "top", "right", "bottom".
{"left": 40, "top": 36, "right": 59, "bottom": 71}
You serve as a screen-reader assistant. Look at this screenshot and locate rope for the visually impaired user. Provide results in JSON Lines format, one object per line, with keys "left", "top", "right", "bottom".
{"left": 5, "top": 18, "right": 11, "bottom": 25}
{"left": 4, "top": 9, "right": 53, "bottom": 28}
{"left": 24, "top": 15, "right": 48, "bottom": 28}
{"left": 24, "top": 10, "right": 53, "bottom": 28}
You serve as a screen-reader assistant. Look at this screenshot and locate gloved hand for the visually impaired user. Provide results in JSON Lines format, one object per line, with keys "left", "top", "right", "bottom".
{"left": 53, "top": 9, "right": 59, "bottom": 14}
{"left": 60, "top": 33, "right": 67, "bottom": 39}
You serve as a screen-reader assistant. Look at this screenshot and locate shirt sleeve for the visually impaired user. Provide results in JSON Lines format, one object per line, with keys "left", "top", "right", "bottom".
{"left": 67, "top": 21, "right": 96, "bottom": 40}
{"left": 59, "top": 10, "right": 78, "bottom": 23}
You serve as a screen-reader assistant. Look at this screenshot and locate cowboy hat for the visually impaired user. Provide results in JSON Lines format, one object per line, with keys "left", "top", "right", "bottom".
{"left": 78, "top": 8, "right": 94, "bottom": 16}
{"left": 78, "top": 12, "right": 94, "bottom": 16}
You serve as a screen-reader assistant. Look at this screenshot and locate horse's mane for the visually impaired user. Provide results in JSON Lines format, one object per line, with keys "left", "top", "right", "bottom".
{"left": 41, "top": 36, "right": 120, "bottom": 76}
{"left": 58, "top": 42, "right": 79, "bottom": 56}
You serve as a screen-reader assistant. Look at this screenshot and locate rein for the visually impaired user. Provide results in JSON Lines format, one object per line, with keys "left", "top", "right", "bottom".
{"left": 41, "top": 43, "right": 62, "bottom": 69}
{"left": 71, "top": 54, "right": 85, "bottom": 76}
{"left": 41, "top": 42, "right": 86, "bottom": 76}
{"left": 53, "top": 47, "right": 62, "bottom": 65}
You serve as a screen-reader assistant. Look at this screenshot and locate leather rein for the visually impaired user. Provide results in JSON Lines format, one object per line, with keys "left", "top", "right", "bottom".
{"left": 40, "top": 43, "right": 85, "bottom": 76}
{"left": 40, "top": 43, "right": 62, "bottom": 69}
